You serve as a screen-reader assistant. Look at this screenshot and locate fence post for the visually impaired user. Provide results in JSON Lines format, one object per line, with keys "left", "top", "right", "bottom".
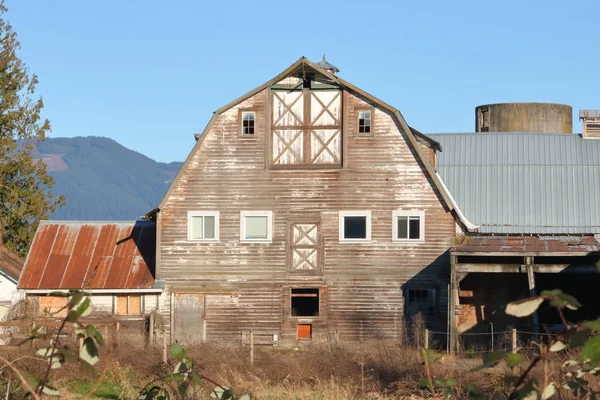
{"left": 250, "top": 330, "right": 254, "bottom": 367}
{"left": 425, "top": 329, "right": 429, "bottom": 349}
{"left": 149, "top": 313, "right": 154, "bottom": 344}
{"left": 490, "top": 323, "right": 494, "bottom": 352}
{"left": 104, "top": 324, "right": 109, "bottom": 345}
{"left": 31, "top": 322, "right": 35, "bottom": 348}
{"left": 116, "top": 322, "right": 120, "bottom": 343}
{"left": 162, "top": 330, "right": 167, "bottom": 364}
{"left": 512, "top": 329, "right": 517, "bottom": 354}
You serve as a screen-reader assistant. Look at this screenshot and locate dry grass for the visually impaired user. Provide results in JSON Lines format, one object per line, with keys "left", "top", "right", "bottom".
{"left": 1, "top": 333, "right": 599, "bottom": 399}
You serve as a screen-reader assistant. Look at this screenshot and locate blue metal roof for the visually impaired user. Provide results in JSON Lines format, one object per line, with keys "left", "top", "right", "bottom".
{"left": 429, "top": 133, "right": 600, "bottom": 234}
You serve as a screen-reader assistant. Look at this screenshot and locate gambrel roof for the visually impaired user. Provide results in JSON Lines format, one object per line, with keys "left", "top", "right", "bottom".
{"left": 431, "top": 132, "right": 600, "bottom": 234}
{"left": 159, "top": 57, "right": 453, "bottom": 211}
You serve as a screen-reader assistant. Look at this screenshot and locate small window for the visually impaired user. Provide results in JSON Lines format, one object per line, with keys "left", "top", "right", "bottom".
{"left": 358, "top": 110, "right": 372, "bottom": 134}
{"left": 291, "top": 288, "right": 319, "bottom": 317}
{"left": 241, "top": 111, "right": 255, "bottom": 135}
{"left": 240, "top": 211, "right": 272, "bottom": 242}
{"left": 187, "top": 211, "right": 219, "bottom": 241}
{"left": 393, "top": 210, "right": 425, "bottom": 241}
{"left": 406, "top": 288, "right": 436, "bottom": 317}
{"left": 115, "top": 295, "right": 142, "bottom": 316}
{"left": 339, "top": 211, "right": 371, "bottom": 242}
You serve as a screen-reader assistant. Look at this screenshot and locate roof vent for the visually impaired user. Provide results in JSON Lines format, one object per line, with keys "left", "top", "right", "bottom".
{"left": 315, "top": 54, "right": 339, "bottom": 74}
{"left": 579, "top": 110, "right": 600, "bottom": 138}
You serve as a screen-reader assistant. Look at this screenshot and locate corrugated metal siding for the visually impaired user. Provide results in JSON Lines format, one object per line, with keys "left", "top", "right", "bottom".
{"left": 20, "top": 221, "right": 156, "bottom": 289}
{"left": 430, "top": 133, "right": 600, "bottom": 234}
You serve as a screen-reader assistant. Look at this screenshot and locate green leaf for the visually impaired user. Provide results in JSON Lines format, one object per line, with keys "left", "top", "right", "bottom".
{"left": 470, "top": 351, "right": 504, "bottom": 372}
{"left": 545, "top": 291, "right": 581, "bottom": 311}
{"left": 65, "top": 310, "right": 78, "bottom": 322}
{"left": 581, "top": 336, "right": 600, "bottom": 367}
{"left": 542, "top": 382, "right": 556, "bottom": 399}
{"left": 570, "top": 331, "right": 589, "bottom": 348}
{"left": 68, "top": 291, "right": 85, "bottom": 310}
{"left": 170, "top": 343, "right": 185, "bottom": 359}
{"left": 191, "top": 373, "right": 202, "bottom": 385}
{"left": 505, "top": 297, "right": 544, "bottom": 317}
{"left": 582, "top": 320, "right": 600, "bottom": 331}
{"left": 86, "top": 324, "right": 105, "bottom": 346}
{"left": 75, "top": 297, "right": 92, "bottom": 317}
{"left": 550, "top": 341, "right": 567, "bottom": 352}
{"left": 80, "top": 337, "right": 99, "bottom": 366}
{"left": 445, "top": 377, "right": 457, "bottom": 386}
{"left": 505, "top": 353, "right": 526, "bottom": 367}
{"left": 419, "top": 348, "right": 443, "bottom": 364}
{"left": 47, "top": 291, "right": 69, "bottom": 297}
{"left": 36, "top": 347, "right": 57, "bottom": 357}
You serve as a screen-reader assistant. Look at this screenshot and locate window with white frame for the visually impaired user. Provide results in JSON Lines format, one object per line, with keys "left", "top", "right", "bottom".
{"left": 187, "top": 211, "right": 219, "bottom": 241}
{"left": 393, "top": 210, "right": 425, "bottom": 241}
{"left": 240, "top": 211, "right": 273, "bottom": 242}
{"left": 405, "top": 288, "right": 436, "bottom": 317}
{"left": 339, "top": 211, "right": 371, "bottom": 242}
{"left": 358, "top": 110, "right": 372, "bottom": 134}
{"left": 241, "top": 111, "right": 255, "bottom": 135}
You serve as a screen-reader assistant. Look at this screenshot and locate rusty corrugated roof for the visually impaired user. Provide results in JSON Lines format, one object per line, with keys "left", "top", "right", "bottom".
{"left": 0, "top": 244, "right": 24, "bottom": 283}
{"left": 19, "top": 221, "right": 155, "bottom": 290}
{"left": 452, "top": 235, "right": 600, "bottom": 255}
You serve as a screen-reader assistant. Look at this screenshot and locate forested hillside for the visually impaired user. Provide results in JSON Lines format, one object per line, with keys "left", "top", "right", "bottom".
{"left": 32, "top": 136, "right": 183, "bottom": 220}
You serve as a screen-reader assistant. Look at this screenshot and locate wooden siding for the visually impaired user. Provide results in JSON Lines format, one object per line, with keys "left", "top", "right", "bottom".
{"left": 159, "top": 87, "right": 455, "bottom": 344}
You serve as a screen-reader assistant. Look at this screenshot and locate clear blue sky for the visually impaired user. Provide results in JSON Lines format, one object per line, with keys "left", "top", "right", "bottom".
{"left": 6, "top": 0, "right": 599, "bottom": 163}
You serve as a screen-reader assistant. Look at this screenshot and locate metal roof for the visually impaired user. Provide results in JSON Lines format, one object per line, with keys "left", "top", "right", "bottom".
{"left": 430, "top": 133, "right": 600, "bottom": 234}
{"left": 19, "top": 221, "right": 155, "bottom": 290}
{"left": 452, "top": 235, "right": 600, "bottom": 256}
{"left": 0, "top": 244, "right": 23, "bottom": 283}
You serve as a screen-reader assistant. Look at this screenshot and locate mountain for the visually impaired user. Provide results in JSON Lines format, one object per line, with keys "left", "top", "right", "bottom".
{"left": 32, "top": 136, "right": 183, "bottom": 220}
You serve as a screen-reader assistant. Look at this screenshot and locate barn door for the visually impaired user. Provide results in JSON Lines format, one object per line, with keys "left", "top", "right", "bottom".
{"left": 272, "top": 88, "right": 341, "bottom": 167}
{"left": 289, "top": 223, "right": 322, "bottom": 274}
{"left": 172, "top": 293, "right": 204, "bottom": 344}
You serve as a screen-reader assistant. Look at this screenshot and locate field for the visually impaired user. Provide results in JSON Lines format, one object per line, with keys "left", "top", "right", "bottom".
{"left": 1, "top": 331, "right": 596, "bottom": 400}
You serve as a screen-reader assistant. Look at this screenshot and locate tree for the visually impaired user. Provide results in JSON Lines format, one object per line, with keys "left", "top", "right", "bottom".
{"left": 0, "top": 0, "right": 64, "bottom": 256}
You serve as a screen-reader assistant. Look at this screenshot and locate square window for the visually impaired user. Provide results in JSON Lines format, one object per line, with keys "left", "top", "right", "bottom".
{"left": 358, "top": 110, "right": 372, "bottom": 134}
{"left": 240, "top": 211, "right": 272, "bottom": 242}
{"left": 406, "top": 288, "right": 436, "bottom": 317}
{"left": 339, "top": 211, "right": 371, "bottom": 242}
{"left": 393, "top": 211, "right": 425, "bottom": 241}
{"left": 116, "top": 295, "right": 142, "bottom": 316}
{"left": 291, "top": 288, "right": 319, "bottom": 317}
{"left": 241, "top": 111, "right": 255, "bottom": 135}
{"left": 187, "top": 211, "right": 219, "bottom": 241}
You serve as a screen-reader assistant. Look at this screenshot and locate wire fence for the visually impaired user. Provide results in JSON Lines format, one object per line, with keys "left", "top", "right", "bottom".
{"left": 421, "top": 326, "right": 562, "bottom": 354}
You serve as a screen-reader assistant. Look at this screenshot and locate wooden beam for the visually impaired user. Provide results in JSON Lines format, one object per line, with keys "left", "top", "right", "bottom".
{"left": 455, "top": 263, "right": 599, "bottom": 274}
{"left": 526, "top": 258, "right": 540, "bottom": 334}
{"left": 449, "top": 255, "right": 458, "bottom": 353}
{"left": 452, "top": 251, "right": 593, "bottom": 257}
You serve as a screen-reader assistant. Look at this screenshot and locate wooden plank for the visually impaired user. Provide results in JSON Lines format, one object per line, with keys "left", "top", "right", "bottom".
{"left": 172, "top": 293, "right": 204, "bottom": 344}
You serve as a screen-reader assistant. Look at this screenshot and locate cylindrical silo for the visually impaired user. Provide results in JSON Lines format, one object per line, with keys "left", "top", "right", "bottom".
{"left": 475, "top": 103, "right": 572, "bottom": 133}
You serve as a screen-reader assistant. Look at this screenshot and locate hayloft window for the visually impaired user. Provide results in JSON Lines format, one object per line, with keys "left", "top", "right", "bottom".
{"left": 339, "top": 211, "right": 371, "bottom": 242}
{"left": 241, "top": 111, "right": 255, "bottom": 135}
{"left": 291, "top": 288, "right": 319, "bottom": 317}
{"left": 188, "top": 211, "right": 219, "bottom": 241}
{"left": 393, "top": 211, "right": 424, "bottom": 241}
{"left": 240, "top": 211, "right": 272, "bottom": 242}
{"left": 358, "top": 110, "right": 372, "bottom": 134}
{"left": 406, "top": 288, "right": 436, "bottom": 317}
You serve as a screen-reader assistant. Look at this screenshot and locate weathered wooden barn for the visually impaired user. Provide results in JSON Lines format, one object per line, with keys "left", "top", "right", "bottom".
{"left": 430, "top": 132, "right": 600, "bottom": 350}
{"left": 153, "top": 56, "right": 463, "bottom": 345}
{"left": 18, "top": 221, "right": 161, "bottom": 319}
